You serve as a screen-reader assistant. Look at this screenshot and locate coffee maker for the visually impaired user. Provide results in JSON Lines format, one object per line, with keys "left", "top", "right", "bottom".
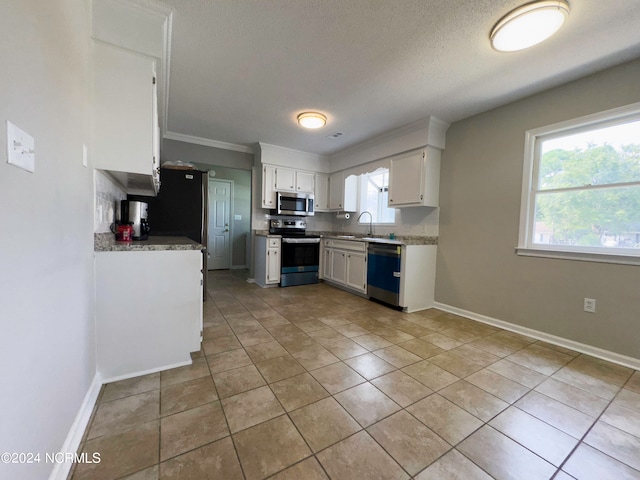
{"left": 120, "top": 200, "right": 150, "bottom": 240}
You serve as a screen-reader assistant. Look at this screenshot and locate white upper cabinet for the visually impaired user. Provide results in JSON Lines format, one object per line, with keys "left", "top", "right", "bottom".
{"left": 295, "top": 171, "right": 315, "bottom": 193}
{"left": 262, "top": 165, "right": 277, "bottom": 208}
{"left": 274, "top": 167, "right": 315, "bottom": 194}
{"left": 275, "top": 167, "right": 296, "bottom": 192}
{"left": 262, "top": 165, "right": 316, "bottom": 208}
{"left": 329, "top": 172, "right": 357, "bottom": 212}
{"left": 92, "top": 42, "right": 159, "bottom": 195}
{"left": 388, "top": 147, "right": 441, "bottom": 207}
{"left": 314, "top": 173, "right": 330, "bottom": 211}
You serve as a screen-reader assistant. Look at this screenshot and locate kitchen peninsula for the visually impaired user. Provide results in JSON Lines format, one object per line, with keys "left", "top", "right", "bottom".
{"left": 94, "top": 234, "right": 203, "bottom": 381}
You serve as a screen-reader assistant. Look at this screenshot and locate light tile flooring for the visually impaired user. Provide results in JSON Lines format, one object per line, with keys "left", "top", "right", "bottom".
{"left": 71, "top": 270, "right": 640, "bottom": 480}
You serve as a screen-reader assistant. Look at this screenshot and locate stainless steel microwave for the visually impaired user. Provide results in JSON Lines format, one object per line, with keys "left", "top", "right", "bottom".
{"left": 276, "top": 191, "right": 314, "bottom": 216}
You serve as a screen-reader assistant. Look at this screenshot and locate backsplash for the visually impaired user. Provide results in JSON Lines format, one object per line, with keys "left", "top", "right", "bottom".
{"left": 254, "top": 208, "right": 439, "bottom": 237}
{"left": 310, "top": 207, "right": 439, "bottom": 237}
{"left": 94, "top": 170, "right": 126, "bottom": 233}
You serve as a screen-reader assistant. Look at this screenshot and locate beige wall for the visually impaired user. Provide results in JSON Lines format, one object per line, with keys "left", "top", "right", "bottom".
{"left": 437, "top": 58, "right": 640, "bottom": 360}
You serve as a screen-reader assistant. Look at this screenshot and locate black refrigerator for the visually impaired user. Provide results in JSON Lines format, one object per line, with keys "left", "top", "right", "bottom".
{"left": 130, "top": 168, "right": 208, "bottom": 300}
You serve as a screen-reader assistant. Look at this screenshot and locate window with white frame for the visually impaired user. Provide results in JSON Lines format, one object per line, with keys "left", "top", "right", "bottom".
{"left": 358, "top": 168, "right": 396, "bottom": 224}
{"left": 518, "top": 103, "right": 640, "bottom": 262}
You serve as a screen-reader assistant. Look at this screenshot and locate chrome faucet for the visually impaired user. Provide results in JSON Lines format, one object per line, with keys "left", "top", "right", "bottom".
{"left": 356, "top": 211, "right": 373, "bottom": 236}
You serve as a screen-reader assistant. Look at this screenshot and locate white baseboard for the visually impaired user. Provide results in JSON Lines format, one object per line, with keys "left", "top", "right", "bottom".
{"left": 100, "top": 359, "right": 192, "bottom": 384}
{"left": 434, "top": 302, "right": 640, "bottom": 371}
{"left": 48, "top": 372, "right": 103, "bottom": 480}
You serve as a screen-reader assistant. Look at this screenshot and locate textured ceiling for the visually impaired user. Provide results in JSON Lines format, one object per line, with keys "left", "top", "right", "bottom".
{"left": 161, "top": 0, "right": 640, "bottom": 156}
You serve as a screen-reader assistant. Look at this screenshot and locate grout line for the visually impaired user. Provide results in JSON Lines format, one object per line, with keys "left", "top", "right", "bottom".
{"left": 98, "top": 271, "right": 637, "bottom": 480}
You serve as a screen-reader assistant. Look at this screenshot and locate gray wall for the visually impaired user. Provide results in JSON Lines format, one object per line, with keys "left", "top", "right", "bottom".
{"left": 437, "top": 58, "right": 640, "bottom": 360}
{"left": 161, "top": 139, "right": 253, "bottom": 267}
{"left": 162, "top": 138, "right": 254, "bottom": 170}
{"left": 203, "top": 166, "right": 251, "bottom": 267}
{"left": 0, "top": 1, "right": 95, "bottom": 479}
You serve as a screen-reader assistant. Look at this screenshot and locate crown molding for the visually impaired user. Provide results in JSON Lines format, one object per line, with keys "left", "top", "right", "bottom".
{"left": 164, "top": 131, "right": 255, "bottom": 154}
{"left": 257, "top": 142, "right": 328, "bottom": 161}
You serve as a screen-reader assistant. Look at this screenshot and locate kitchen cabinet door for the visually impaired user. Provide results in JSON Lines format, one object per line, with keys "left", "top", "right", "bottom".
{"left": 315, "top": 173, "right": 330, "bottom": 211}
{"left": 255, "top": 235, "right": 281, "bottom": 287}
{"left": 330, "top": 248, "right": 347, "bottom": 284}
{"left": 323, "top": 247, "right": 333, "bottom": 280}
{"left": 346, "top": 252, "right": 367, "bottom": 293}
{"left": 388, "top": 148, "right": 440, "bottom": 207}
{"left": 93, "top": 42, "right": 159, "bottom": 195}
{"left": 262, "top": 165, "right": 277, "bottom": 208}
{"left": 267, "top": 246, "right": 281, "bottom": 284}
{"left": 295, "top": 171, "right": 315, "bottom": 193}
{"left": 328, "top": 172, "right": 344, "bottom": 210}
{"left": 329, "top": 172, "right": 357, "bottom": 212}
{"left": 275, "top": 167, "right": 296, "bottom": 192}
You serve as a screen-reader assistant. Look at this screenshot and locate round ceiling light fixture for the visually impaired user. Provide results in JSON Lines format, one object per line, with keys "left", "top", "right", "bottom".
{"left": 490, "top": 0, "right": 570, "bottom": 52}
{"left": 297, "top": 112, "right": 327, "bottom": 129}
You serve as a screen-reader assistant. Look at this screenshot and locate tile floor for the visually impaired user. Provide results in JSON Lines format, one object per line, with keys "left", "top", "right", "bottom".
{"left": 70, "top": 270, "right": 640, "bottom": 480}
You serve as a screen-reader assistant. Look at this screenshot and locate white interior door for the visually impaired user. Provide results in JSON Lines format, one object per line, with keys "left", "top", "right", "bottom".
{"left": 208, "top": 179, "right": 231, "bottom": 270}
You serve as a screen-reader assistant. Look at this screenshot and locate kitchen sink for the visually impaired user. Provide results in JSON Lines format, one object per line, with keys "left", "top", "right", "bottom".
{"left": 362, "top": 237, "right": 402, "bottom": 244}
{"left": 335, "top": 235, "right": 356, "bottom": 239}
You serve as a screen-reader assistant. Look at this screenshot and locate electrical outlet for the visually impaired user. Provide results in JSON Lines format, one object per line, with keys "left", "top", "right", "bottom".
{"left": 584, "top": 298, "right": 596, "bottom": 313}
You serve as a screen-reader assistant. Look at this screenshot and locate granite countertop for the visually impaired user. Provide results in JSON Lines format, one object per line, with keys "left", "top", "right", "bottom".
{"left": 95, "top": 233, "right": 204, "bottom": 252}
{"left": 314, "top": 232, "right": 437, "bottom": 246}
{"left": 251, "top": 230, "right": 437, "bottom": 245}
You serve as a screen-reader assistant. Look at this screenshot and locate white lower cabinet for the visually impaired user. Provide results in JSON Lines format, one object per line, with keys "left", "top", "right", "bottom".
{"left": 255, "top": 235, "right": 281, "bottom": 287}
{"left": 95, "top": 249, "right": 203, "bottom": 380}
{"left": 322, "top": 239, "right": 366, "bottom": 294}
{"left": 398, "top": 244, "right": 436, "bottom": 312}
{"left": 345, "top": 252, "right": 367, "bottom": 292}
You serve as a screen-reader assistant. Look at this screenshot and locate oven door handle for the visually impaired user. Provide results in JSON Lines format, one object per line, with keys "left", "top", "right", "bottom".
{"left": 281, "top": 238, "right": 321, "bottom": 244}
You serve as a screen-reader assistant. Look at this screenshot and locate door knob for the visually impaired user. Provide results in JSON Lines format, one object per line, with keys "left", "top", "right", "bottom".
{"left": 224, "top": 229, "right": 229, "bottom": 232}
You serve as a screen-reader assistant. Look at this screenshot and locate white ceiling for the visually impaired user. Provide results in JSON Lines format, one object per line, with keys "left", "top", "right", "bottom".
{"left": 161, "top": 0, "right": 640, "bottom": 156}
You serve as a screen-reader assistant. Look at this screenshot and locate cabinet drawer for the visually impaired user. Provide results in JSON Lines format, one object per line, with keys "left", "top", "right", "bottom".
{"left": 268, "top": 238, "right": 280, "bottom": 248}
{"left": 324, "top": 239, "right": 366, "bottom": 252}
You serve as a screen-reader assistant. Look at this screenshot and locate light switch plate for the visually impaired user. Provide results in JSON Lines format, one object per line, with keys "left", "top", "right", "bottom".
{"left": 7, "top": 121, "right": 35, "bottom": 173}
{"left": 234, "top": 214, "right": 242, "bottom": 221}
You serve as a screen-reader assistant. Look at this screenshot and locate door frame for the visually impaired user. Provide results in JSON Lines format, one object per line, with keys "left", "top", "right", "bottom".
{"left": 207, "top": 177, "right": 234, "bottom": 270}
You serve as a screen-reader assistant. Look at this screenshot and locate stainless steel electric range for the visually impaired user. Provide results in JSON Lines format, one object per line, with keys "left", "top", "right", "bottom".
{"left": 269, "top": 218, "right": 320, "bottom": 287}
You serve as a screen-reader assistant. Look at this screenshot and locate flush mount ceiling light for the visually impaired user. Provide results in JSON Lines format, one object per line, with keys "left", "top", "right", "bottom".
{"left": 490, "top": 0, "right": 570, "bottom": 52}
{"left": 297, "top": 112, "right": 327, "bottom": 129}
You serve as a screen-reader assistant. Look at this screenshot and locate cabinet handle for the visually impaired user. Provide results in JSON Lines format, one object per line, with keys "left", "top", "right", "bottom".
{"left": 390, "top": 199, "right": 393, "bottom": 202}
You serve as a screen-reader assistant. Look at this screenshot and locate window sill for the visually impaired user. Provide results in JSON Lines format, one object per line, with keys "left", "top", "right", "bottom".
{"left": 516, "top": 247, "right": 640, "bottom": 266}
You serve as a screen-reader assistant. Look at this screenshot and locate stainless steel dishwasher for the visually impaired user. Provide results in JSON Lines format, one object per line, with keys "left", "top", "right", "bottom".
{"left": 367, "top": 243, "right": 401, "bottom": 307}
